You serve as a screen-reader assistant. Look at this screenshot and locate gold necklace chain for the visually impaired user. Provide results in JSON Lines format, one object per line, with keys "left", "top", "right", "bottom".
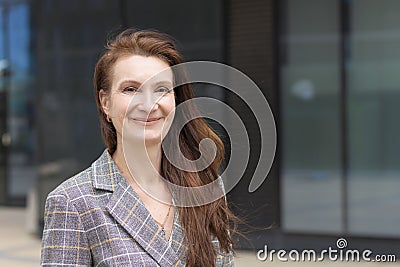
{"left": 154, "top": 204, "right": 172, "bottom": 232}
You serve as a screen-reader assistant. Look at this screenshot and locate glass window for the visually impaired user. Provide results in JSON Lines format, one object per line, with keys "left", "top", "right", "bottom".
{"left": 281, "top": 0, "right": 342, "bottom": 233}
{"left": 1, "top": 2, "right": 36, "bottom": 202}
{"left": 281, "top": 0, "right": 400, "bottom": 237}
{"left": 347, "top": 0, "right": 400, "bottom": 237}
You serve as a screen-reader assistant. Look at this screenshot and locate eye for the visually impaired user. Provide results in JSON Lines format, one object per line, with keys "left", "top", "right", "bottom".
{"left": 156, "top": 86, "right": 172, "bottom": 93}
{"left": 123, "top": 86, "right": 139, "bottom": 93}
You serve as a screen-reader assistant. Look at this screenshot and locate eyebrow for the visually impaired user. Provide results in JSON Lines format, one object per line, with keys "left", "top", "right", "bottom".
{"left": 117, "top": 80, "right": 141, "bottom": 89}
{"left": 117, "top": 79, "right": 173, "bottom": 89}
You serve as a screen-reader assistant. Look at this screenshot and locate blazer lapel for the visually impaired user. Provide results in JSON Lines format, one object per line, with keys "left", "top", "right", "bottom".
{"left": 92, "top": 149, "right": 186, "bottom": 266}
{"left": 106, "top": 179, "right": 186, "bottom": 266}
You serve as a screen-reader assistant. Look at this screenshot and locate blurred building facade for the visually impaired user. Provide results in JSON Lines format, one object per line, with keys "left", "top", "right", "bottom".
{"left": 0, "top": 0, "right": 399, "bottom": 255}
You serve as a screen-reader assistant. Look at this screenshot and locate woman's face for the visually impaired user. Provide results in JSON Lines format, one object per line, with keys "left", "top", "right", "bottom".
{"left": 100, "top": 55, "right": 175, "bottom": 145}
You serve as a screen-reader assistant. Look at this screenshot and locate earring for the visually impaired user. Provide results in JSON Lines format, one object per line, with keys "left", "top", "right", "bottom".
{"left": 106, "top": 114, "right": 111, "bottom": 122}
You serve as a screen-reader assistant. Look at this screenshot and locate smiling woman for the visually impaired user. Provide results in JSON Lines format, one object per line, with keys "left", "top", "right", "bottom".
{"left": 99, "top": 55, "right": 176, "bottom": 146}
{"left": 40, "top": 29, "right": 237, "bottom": 267}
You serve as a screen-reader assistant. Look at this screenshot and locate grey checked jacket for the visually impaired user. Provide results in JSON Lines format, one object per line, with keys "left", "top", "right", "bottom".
{"left": 40, "top": 149, "right": 234, "bottom": 266}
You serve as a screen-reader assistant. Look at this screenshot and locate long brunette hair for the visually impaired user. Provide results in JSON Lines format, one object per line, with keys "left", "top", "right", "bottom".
{"left": 93, "top": 29, "right": 237, "bottom": 266}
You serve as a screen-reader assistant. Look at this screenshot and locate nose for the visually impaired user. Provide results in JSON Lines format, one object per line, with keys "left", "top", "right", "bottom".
{"left": 137, "top": 90, "right": 159, "bottom": 113}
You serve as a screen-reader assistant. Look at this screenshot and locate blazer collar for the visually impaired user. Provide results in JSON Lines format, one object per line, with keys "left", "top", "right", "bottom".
{"left": 91, "top": 149, "right": 123, "bottom": 192}
{"left": 91, "top": 149, "right": 187, "bottom": 266}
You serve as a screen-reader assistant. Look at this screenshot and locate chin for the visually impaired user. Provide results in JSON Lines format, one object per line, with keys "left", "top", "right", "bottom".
{"left": 144, "top": 136, "right": 163, "bottom": 146}
{"left": 122, "top": 129, "right": 161, "bottom": 143}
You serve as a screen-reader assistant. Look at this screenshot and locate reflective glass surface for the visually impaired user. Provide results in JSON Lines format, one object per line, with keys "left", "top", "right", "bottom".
{"left": 347, "top": 0, "right": 400, "bottom": 237}
{"left": 281, "top": 0, "right": 342, "bottom": 233}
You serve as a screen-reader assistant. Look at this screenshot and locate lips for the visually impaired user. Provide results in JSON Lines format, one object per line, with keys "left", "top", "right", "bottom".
{"left": 133, "top": 117, "right": 161, "bottom": 126}
{"left": 133, "top": 117, "right": 161, "bottom": 122}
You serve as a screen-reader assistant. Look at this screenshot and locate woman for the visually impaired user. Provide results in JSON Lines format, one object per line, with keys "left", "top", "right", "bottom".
{"left": 41, "top": 29, "right": 236, "bottom": 266}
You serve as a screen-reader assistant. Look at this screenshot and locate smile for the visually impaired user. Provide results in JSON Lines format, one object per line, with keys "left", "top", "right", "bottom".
{"left": 131, "top": 117, "right": 162, "bottom": 125}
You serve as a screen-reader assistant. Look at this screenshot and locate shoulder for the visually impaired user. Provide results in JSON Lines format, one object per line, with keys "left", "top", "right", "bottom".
{"left": 48, "top": 165, "right": 94, "bottom": 201}
{"left": 43, "top": 166, "right": 97, "bottom": 220}
{"left": 48, "top": 148, "right": 112, "bottom": 199}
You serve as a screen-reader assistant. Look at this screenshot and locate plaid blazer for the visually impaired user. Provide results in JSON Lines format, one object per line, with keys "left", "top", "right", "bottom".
{"left": 41, "top": 149, "right": 234, "bottom": 266}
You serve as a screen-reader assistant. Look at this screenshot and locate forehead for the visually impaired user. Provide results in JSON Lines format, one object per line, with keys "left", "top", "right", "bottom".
{"left": 111, "top": 55, "right": 173, "bottom": 87}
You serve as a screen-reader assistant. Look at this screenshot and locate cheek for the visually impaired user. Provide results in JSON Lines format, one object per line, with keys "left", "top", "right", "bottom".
{"left": 161, "top": 98, "right": 176, "bottom": 140}
{"left": 167, "top": 102, "right": 175, "bottom": 118}
{"left": 110, "top": 95, "right": 131, "bottom": 119}
{"left": 162, "top": 95, "right": 176, "bottom": 117}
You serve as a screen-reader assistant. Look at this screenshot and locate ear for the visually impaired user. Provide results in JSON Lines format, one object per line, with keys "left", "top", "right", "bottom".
{"left": 99, "top": 89, "right": 110, "bottom": 116}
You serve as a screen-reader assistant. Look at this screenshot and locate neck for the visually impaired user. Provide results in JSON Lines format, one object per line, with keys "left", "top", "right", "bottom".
{"left": 112, "top": 139, "right": 163, "bottom": 187}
